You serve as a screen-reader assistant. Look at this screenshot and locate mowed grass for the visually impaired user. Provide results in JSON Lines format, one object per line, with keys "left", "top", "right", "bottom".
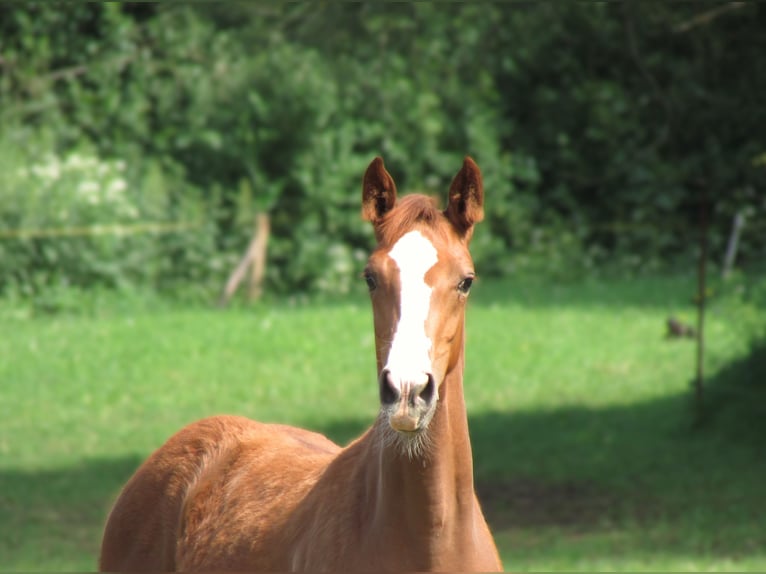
{"left": 1, "top": 274, "right": 765, "bottom": 571}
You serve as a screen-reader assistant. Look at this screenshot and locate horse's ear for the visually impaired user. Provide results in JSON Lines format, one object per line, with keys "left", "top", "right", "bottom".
{"left": 362, "top": 157, "right": 397, "bottom": 224}
{"left": 445, "top": 156, "right": 484, "bottom": 236}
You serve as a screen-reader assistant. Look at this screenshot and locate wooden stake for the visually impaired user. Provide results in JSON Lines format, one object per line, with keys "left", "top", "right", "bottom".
{"left": 722, "top": 211, "right": 745, "bottom": 279}
{"left": 220, "top": 212, "right": 270, "bottom": 306}
{"left": 247, "top": 213, "right": 270, "bottom": 302}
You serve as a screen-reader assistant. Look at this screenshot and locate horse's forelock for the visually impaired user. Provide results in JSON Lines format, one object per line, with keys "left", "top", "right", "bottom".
{"left": 377, "top": 195, "right": 447, "bottom": 246}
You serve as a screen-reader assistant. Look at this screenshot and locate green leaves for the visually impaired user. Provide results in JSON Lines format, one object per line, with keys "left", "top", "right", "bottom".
{"left": 2, "top": 3, "right": 765, "bottom": 300}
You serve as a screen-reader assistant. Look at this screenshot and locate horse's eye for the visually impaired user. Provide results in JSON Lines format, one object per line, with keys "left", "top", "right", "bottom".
{"left": 364, "top": 271, "right": 377, "bottom": 291}
{"left": 457, "top": 276, "right": 474, "bottom": 294}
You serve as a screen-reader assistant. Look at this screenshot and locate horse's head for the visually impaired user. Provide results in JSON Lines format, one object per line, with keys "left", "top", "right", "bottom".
{"left": 361, "top": 157, "right": 483, "bottom": 454}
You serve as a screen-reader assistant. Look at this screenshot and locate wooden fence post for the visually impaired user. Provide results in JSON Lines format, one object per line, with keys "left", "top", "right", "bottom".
{"left": 220, "top": 212, "right": 270, "bottom": 306}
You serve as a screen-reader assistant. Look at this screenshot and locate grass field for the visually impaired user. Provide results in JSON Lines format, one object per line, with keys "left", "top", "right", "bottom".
{"left": 1, "top": 274, "right": 765, "bottom": 571}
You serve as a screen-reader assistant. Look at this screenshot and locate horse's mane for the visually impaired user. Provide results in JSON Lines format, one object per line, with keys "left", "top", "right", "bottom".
{"left": 377, "top": 194, "right": 448, "bottom": 245}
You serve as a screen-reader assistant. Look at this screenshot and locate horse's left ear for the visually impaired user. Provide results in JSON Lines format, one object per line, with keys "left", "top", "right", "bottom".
{"left": 445, "top": 156, "right": 484, "bottom": 236}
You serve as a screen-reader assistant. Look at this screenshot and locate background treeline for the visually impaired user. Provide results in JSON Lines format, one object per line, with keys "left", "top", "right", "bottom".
{"left": 1, "top": 3, "right": 764, "bottom": 301}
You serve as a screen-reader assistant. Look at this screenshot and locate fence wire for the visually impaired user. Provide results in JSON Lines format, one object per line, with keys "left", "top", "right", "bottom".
{"left": 0, "top": 220, "right": 202, "bottom": 240}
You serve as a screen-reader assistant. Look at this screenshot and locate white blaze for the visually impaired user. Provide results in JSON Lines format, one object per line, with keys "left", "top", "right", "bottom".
{"left": 384, "top": 230, "right": 438, "bottom": 389}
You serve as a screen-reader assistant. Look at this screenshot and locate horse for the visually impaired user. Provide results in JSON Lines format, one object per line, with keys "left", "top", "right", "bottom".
{"left": 99, "top": 156, "right": 503, "bottom": 572}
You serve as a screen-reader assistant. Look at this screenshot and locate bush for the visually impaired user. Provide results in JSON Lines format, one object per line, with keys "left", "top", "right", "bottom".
{"left": 2, "top": 3, "right": 764, "bottom": 303}
{"left": 0, "top": 132, "right": 221, "bottom": 305}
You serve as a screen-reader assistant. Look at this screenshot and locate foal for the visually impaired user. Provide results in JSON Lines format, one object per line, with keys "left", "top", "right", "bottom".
{"left": 99, "top": 157, "right": 502, "bottom": 572}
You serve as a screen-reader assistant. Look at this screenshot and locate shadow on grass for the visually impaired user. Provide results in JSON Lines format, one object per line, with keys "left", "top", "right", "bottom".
{"left": 701, "top": 334, "right": 766, "bottom": 442}
{"left": 0, "top": 456, "right": 142, "bottom": 569}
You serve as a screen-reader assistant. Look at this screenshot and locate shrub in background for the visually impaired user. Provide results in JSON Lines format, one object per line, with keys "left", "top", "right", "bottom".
{"left": 0, "top": 133, "right": 220, "bottom": 307}
{"left": 1, "top": 3, "right": 764, "bottom": 307}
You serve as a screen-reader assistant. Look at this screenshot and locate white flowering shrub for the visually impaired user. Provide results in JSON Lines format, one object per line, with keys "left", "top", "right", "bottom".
{"left": 19, "top": 152, "right": 138, "bottom": 224}
{"left": 0, "top": 144, "right": 220, "bottom": 304}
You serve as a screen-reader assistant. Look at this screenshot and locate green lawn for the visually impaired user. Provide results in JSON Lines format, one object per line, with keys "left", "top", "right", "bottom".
{"left": 1, "top": 275, "right": 764, "bottom": 571}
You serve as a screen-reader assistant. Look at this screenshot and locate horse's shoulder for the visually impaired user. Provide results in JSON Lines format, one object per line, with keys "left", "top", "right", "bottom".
{"left": 175, "top": 417, "right": 340, "bottom": 569}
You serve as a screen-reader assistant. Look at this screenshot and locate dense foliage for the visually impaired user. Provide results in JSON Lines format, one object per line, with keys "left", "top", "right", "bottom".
{"left": 1, "top": 3, "right": 764, "bottom": 299}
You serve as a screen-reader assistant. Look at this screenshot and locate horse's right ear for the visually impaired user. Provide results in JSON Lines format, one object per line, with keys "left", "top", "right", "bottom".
{"left": 362, "top": 157, "right": 397, "bottom": 224}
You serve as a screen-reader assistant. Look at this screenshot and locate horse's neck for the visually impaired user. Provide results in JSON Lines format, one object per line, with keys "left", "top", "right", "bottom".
{"left": 362, "top": 359, "right": 478, "bottom": 560}
{"left": 290, "top": 352, "right": 498, "bottom": 570}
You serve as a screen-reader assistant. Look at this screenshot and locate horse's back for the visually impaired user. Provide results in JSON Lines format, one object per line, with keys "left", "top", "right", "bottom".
{"left": 99, "top": 415, "right": 340, "bottom": 572}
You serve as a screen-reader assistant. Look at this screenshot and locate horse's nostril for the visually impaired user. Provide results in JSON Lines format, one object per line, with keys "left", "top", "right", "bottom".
{"left": 379, "top": 369, "right": 400, "bottom": 406}
{"left": 418, "top": 373, "right": 436, "bottom": 406}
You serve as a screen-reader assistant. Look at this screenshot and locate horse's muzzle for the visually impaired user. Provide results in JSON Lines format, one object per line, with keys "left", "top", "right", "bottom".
{"left": 379, "top": 369, "right": 436, "bottom": 432}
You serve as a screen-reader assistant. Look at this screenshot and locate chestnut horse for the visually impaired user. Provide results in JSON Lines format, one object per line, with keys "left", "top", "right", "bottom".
{"left": 99, "top": 157, "right": 502, "bottom": 572}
